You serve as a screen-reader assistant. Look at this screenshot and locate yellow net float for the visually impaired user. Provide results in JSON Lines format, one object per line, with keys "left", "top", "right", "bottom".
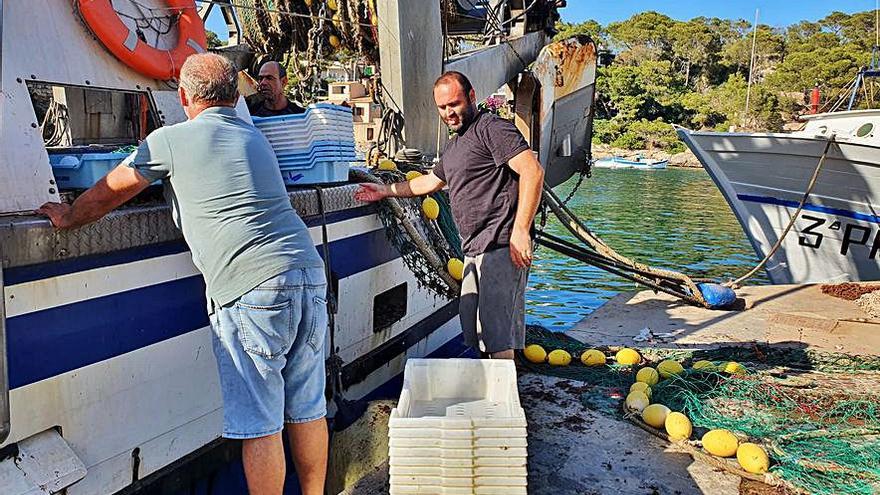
{"left": 636, "top": 367, "right": 659, "bottom": 386}
{"left": 377, "top": 159, "right": 397, "bottom": 171}
{"left": 580, "top": 349, "right": 606, "bottom": 366}
{"left": 523, "top": 344, "right": 547, "bottom": 364}
{"left": 615, "top": 348, "right": 641, "bottom": 366}
{"left": 702, "top": 429, "right": 739, "bottom": 457}
{"left": 446, "top": 258, "right": 464, "bottom": 281}
{"left": 422, "top": 197, "right": 440, "bottom": 220}
{"left": 548, "top": 349, "right": 572, "bottom": 366}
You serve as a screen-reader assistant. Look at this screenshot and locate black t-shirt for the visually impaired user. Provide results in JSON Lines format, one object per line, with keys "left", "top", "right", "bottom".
{"left": 247, "top": 98, "right": 306, "bottom": 117}
{"left": 433, "top": 111, "right": 530, "bottom": 256}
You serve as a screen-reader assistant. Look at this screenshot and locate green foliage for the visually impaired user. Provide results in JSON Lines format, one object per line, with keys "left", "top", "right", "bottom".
{"left": 206, "top": 30, "right": 223, "bottom": 49}
{"left": 593, "top": 118, "right": 685, "bottom": 153}
{"left": 553, "top": 20, "right": 606, "bottom": 45}
{"left": 607, "top": 11, "right": 675, "bottom": 59}
{"left": 560, "top": 8, "right": 879, "bottom": 149}
{"left": 596, "top": 61, "right": 688, "bottom": 121}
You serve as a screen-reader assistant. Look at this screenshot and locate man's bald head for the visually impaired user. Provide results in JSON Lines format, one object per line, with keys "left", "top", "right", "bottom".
{"left": 259, "top": 61, "right": 285, "bottom": 80}
{"left": 257, "top": 61, "right": 288, "bottom": 108}
{"left": 179, "top": 53, "right": 239, "bottom": 105}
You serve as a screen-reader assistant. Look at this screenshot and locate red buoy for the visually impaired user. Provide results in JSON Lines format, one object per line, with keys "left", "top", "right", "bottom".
{"left": 810, "top": 86, "right": 821, "bottom": 114}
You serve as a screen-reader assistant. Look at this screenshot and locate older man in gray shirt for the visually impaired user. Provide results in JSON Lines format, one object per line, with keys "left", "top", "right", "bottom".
{"left": 38, "top": 53, "right": 327, "bottom": 495}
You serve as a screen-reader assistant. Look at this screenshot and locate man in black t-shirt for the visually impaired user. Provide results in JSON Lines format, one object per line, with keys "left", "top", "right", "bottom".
{"left": 247, "top": 61, "right": 306, "bottom": 117}
{"left": 355, "top": 71, "right": 545, "bottom": 360}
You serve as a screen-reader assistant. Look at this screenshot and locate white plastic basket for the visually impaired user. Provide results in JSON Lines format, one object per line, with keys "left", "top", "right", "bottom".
{"left": 389, "top": 359, "right": 526, "bottom": 429}
{"left": 389, "top": 466, "right": 527, "bottom": 478}
{"left": 389, "top": 457, "right": 526, "bottom": 468}
{"left": 389, "top": 437, "right": 528, "bottom": 449}
{"left": 388, "top": 359, "right": 528, "bottom": 494}
{"left": 389, "top": 485, "right": 528, "bottom": 495}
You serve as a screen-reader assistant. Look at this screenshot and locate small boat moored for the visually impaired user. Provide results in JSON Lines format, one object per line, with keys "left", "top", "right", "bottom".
{"left": 593, "top": 155, "right": 669, "bottom": 170}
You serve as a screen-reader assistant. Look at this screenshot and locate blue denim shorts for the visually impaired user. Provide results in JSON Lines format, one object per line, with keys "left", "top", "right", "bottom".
{"left": 209, "top": 266, "right": 328, "bottom": 439}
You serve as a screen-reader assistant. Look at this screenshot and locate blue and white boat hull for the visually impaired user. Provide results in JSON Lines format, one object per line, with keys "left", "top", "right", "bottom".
{"left": 679, "top": 122, "right": 880, "bottom": 284}
{"left": 1, "top": 188, "right": 465, "bottom": 494}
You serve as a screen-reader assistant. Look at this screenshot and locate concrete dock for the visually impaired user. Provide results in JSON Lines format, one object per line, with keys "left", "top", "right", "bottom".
{"left": 338, "top": 284, "right": 879, "bottom": 494}
{"left": 569, "top": 283, "right": 880, "bottom": 356}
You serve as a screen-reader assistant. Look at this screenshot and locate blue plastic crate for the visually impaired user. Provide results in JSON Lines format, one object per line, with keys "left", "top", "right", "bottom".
{"left": 49, "top": 151, "right": 134, "bottom": 189}
{"left": 280, "top": 161, "right": 350, "bottom": 185}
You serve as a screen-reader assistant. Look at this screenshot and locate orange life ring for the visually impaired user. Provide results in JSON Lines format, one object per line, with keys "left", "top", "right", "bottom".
{"left": 78, "top": 0, "right": 208, "bottom": 80}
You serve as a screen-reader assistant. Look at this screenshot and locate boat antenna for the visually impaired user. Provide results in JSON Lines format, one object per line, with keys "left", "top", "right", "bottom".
{"left": 744, "top": 8, "right": 759, "bottom": 122}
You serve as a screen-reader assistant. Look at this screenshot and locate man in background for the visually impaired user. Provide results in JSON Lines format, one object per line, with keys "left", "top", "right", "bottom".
{"left": 248, "top": 60, "right": 306, "bottom": 117}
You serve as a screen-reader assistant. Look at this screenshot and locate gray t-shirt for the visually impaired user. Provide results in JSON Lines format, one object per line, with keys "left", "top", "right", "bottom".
{"left": 433, "top": 111, "right": 530, "bottom": 256}
{"left": 126, "top": 106, "right": 323, "bottom": 309}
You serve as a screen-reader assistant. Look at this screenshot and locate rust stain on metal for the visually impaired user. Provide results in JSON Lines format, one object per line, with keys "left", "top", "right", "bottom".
{"left": 536, "top": 40, "right": 597, "bottom": 99}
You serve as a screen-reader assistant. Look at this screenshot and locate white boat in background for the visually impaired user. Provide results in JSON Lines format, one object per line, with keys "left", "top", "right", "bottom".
{"left": 594, "top": 156, "right": 668, "bottom": 170}
{"left": 677, "top": 109, "right": 880, "bottom": 284}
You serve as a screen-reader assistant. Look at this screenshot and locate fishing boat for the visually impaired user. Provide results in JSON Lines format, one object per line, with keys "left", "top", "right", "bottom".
{"left": 594, "top": 156, "right": 669, "bottom": 170}
{"left": 677, "top": 70, "right": 880, "bottom": 284}
{"left": 0, "top": 1, "right": 591, "bottom": 494}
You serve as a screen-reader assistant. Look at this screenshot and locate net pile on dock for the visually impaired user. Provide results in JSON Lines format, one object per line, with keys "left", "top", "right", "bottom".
{"left": 520, "top": 325, "right": 880, "bottom": 495}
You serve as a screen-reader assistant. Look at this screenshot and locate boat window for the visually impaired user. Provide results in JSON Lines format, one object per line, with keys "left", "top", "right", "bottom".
{"left": 25, "top": 82, "right": 160, "bottom": 149}
{"left": 373, "top": 283, "right": 408, "bottom": 333}
{"left": 856, "top": 122, "right": 874, "bottom": 138}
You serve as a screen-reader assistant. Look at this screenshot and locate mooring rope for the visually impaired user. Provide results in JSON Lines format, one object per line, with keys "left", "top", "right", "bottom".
{"left": 725, "top": 134, "right": 837, "bottom": 288}
{"left": 540, "top": 184, "right": 709, "bottom": 307}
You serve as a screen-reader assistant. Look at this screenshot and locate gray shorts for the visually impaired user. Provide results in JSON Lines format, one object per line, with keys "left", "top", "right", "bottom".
{"left": 459, "top": 247, "right": 529, "bottom": 353}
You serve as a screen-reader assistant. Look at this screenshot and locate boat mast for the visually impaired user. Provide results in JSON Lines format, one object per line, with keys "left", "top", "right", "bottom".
{"left": 847, "top": 0, "right": 880, "bottom": 110}
{"left": 744, "top": 8, "right": 759, "bottom": 122}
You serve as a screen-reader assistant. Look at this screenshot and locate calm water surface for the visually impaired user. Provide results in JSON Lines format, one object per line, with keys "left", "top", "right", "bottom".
{"left": 526, "top": 168, "right": 768, "bottom": 330}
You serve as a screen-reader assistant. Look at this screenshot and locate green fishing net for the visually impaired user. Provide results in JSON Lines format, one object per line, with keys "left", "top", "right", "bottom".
{"left": 521, "top": 325, "right": 880, "bottom": 495}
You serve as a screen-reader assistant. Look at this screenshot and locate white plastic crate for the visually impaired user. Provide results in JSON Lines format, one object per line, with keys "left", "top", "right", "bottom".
{"left": 389, "top": 447, "right": 528, "bottom": 458}
{"left": 390, "top": 475, "right": 528, "bottom": 487}
{"left": 389, "top": 485, "right": 528, "bottom": 495}
{"left": 389, "top": 359, "right": 525, "bottom": 429}
{"left": 389, "top": 437, "right": 527, "bottom": 449}
{"left": 388, "top": 359, "right": 528, "bottom": 494}
{"left": 389, "top": 456, "right": 527, "bottom": 468}
{"left": 389, "top": 466, "right": 527, "bottom": 478}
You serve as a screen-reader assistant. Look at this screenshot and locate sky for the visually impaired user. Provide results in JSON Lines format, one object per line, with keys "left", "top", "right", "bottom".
{"left": 205, "top": 1, "right": 877, "bottom": 38}
{"left": 558, "top": 0, "right": 876, "bottom": 27}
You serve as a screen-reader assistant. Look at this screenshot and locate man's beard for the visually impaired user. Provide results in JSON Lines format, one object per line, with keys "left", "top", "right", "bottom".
{"left": 449, "top": 104, "right": 476, "bottom": 134}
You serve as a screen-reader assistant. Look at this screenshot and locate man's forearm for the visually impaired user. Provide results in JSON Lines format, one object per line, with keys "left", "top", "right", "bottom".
{"left": 513, "top": 165, "right": 544, "bottom": 232}
{"left": 387, "top": 174, "right": 444, "bottom": 198}
{"left": 63, "top": 186, "right": 123, "bottom": 228}
{"left": 63, "top": 172, "right": 145, "bottom": 228}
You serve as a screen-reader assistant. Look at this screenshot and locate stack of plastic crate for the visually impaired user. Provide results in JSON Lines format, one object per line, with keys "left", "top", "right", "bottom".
{"left": 252, "top": 103, "right": 356, "bottom": 185}
{"left": 388, "top": 359, "right": 528, "bottom": 495}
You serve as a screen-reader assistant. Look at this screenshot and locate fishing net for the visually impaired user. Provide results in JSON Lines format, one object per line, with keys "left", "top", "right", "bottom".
{"left": 236, "top": 0, "right": 379, "bottom": 102}
{"left": 520, "top": 325, "right": 880, "bottom": 495}
{"left": 367, "top": 165, "right": 462, "bottom": 299}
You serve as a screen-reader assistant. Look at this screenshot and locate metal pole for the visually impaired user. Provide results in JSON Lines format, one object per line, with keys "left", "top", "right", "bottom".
{"left": 848, "top": 73, "right": 863, "bottom": 111}
{"left": 0, "top": 0, "right": 9, "bottom": 445}
{"left": 744, "top": 8, "right": 759, "bottom": 120}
